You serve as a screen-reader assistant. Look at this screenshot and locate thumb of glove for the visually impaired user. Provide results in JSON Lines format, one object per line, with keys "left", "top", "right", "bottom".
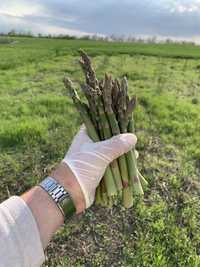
{"left": 94, "top": 133, "right": 137, "bottom": 163}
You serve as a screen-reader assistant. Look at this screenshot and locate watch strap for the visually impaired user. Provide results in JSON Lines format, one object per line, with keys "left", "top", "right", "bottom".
{"left": 39, "top": 176, "right": 76, "bottom": 221}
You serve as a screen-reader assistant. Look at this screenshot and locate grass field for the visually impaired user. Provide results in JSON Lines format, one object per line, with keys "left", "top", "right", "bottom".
{"left": 1, "top": 37, "right": 200, "bottom": 267}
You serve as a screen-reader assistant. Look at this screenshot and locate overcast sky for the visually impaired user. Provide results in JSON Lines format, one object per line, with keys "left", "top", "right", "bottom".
{"left": 1, "top": 0, "right": 200, "bottom": 42}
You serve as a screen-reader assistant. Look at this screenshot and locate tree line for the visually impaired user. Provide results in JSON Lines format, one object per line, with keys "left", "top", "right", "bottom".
{"left": 0, "top": 29, "right": 196, "bottom": 46}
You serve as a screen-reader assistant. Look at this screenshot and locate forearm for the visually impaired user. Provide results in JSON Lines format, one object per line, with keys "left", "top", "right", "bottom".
{"left": 0, "top": 162, "right": 85, "bottom": 267}
{"left": 21, "top": 186, "right": 64, "bottom": 249}
{"left": 21, "top": 162, "right": 86, "bottom": 249}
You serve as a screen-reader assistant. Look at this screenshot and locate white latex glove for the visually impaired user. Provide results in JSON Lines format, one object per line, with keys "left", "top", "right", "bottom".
{"left": 62, "top": 125, "right": 137, "bottom": 208}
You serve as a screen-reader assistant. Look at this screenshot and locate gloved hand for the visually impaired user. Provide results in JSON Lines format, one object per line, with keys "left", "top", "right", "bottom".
{"left": 62, "top": 125, "right": 137, "bottom": 210}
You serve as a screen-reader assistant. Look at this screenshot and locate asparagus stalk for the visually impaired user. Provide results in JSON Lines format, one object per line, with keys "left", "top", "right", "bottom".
{"left": 111, "top": 79, "right": 120, "bottom": 113}
{"left": 79, "top": 49, "right": 98, "bottom": 90}
{"left": 63, "top": 78, "right": 117, "bottom": 197}
{"left": 103, "top": 74, "right": 134, "bottom": 207}
{"left": 81, "top": 84, "right": 109, "bottom": 198}
{"left": 117, "top": 77, "right": 143, "bottom": 195}
{"left": 79, "top": 51, "right": 114, "bottom": 199}
{"left": 126, "top": 91, "right": 148, "bottom": 191}
{"left": 81, "top": 84, "right": 99, "bottom": 129}
{"left": 97, "top": 95, "right": 123, "bottom": 191}
{"left": 79, "top": 51, "right": 123, "bottom": 193}
{"left": 138, "top": 170, "right": 148, "bottom": 188}
{"left": 100, "top": 179, "right": 110, "bottom": 207}
{"left": 128, "top": 113, "right": 148, "bottom": 189}
{"left": 95, "top": 186, "right": 102, "bottom": 205}
{"left": 127, "top": 113, "right": 135, "bottom": 133}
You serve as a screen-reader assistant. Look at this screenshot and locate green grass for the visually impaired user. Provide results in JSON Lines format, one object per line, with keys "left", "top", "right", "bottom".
{"left": 0, "top": 37, "right": 200, "bottom": 267}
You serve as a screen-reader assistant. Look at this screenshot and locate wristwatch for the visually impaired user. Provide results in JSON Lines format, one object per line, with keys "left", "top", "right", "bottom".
{"left": 39, "top": 176, "right": 76, "bottom": 222}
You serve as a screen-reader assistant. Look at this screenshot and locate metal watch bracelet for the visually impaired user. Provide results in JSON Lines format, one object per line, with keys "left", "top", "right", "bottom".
{"left": 39, "top": 176, "right": 76, "bottom": 222}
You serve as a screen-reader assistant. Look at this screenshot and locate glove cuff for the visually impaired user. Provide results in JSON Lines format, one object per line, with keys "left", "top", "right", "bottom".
{"left": 62, "top": 159, "right": 91, "bottom": 208}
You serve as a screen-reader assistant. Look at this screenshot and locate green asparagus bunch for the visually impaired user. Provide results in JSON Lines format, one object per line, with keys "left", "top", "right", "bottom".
{"left": 63, "top": 50, "right": 148, "bottom": 208}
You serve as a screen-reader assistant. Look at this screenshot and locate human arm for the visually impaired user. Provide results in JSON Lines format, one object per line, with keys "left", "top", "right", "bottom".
{"left": 0, "top": 126, "right": 137, "bottom": 267}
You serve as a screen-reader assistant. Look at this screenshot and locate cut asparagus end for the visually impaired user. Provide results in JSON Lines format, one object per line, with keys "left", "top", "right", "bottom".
{"left": 104, "top": 168, "right": 118, "bottom": 196}
{"left": 122, "top": 187, "right": 133, "bottom": 208}
{"left": 110, "top": 160, "right": 123, "bottom": 191}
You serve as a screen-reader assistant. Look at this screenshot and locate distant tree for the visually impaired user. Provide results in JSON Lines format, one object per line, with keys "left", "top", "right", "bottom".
{"left": 91, "top": 34, "right": 98, "bottom": 41}
{"left": 110, "top": 34, "right": 118, "bottom": 41}
{"left": 147, "top": 35, "right": 157, "bottom": 44}
{"left": 165, "top": 38, "right": 173, "bottom": 44}
{"left": 26, "top": 31, "right": 33, "bottom": 37}
{"left": 104, "top": 36, "right": 110, "bottom": 42}
{"left": 8, "top": 29, "right": 16, "bottom": 36}
{"left": 127, "top": 36, "right": 136, "bottom": 43}
{"left": 79, "top": 35, "right": 90, "bottom": 40}
{"left": 137, "top": 38, "right": 145, "bottom": 43}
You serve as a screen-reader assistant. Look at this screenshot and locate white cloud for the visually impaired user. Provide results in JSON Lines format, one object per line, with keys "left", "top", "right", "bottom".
{"left": 0, "top": 11, "right": 98, "bottom": 37}
{"left": 169, "top": 0, "right": 200, "bottom": 13}
{"left": 32, "top": 23, "right": 95, "bottom": 37}
{"left": 0, "top": 1, "right": 92, "bottom": 36}
{"left": 0, "top": 1, "right": 42, "bottom": 17}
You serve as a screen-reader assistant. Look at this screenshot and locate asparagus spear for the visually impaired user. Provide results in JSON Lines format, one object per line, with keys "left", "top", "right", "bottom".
{"left": 95, "top": 186, "right": 102, "bottom": 205}
{"left": 127, "top": 111, "right": 148, "bottom": 189}
{"left": 102, "top": 74, "right": 134, "bottom": 207}
{"left": 138, "top": 170, "right": 148, "bottom": 188}
{"left": 63, "top": 78, "right": 117, "bottom": 197}
{"left": 97, "top": 95, "right": 123, "bottom": 191}
{"left": 117, "top": 77, "right": 143, "bottom": 195}
{"left": 79, "top": 51, "right": 123, "bottom": 193}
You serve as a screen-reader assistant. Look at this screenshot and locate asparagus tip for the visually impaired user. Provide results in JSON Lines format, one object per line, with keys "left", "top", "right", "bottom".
{"left": 63, "top": 77, "right": 79, "bottom": 99}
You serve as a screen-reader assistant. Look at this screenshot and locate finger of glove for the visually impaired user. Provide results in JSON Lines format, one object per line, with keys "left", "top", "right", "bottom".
{"left": 66, "top": 125, "right": 93, "bottom": 156}
{"left": 94, "top": 133, "right": 137, "bottom": 163}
